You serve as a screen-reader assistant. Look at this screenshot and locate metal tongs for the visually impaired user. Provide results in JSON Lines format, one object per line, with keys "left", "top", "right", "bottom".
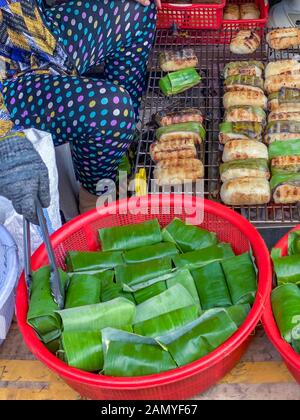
{"left": 23, "top": 199, "right": 64, "bottom": 309}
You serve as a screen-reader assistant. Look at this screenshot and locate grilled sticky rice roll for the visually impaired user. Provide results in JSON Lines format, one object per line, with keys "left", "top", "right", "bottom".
{"left": 219, "top": 122, "right": 263, "bottom": 144}
{"left": 223, "top": 61, "right": 264, "bottom": 78}
{"left": 223, "top": 3, "right": 240, "bottom": 20}
{"left": 230, "top": 30, "right": 261, "bottom": 55}
{"left": 150, "top": 139, "right": 197, "bottom": 162}
{"left": 224, "top": 106, "right": 266, "bottom": 124}
{"left": 155, "top": 108, "right": 203, "bottom": 127}
{"left": 223, "top": 139, "right": 269, "bottom": 162}
{"left": 159, "top": 49, "right": 198, "bottom": 72}
{"left": 266, "top": 28, "right": 300, "bottom": 50}
{"left": 265, "top": 60, "right": 300, "bottom": 78}
{"left": 265, "top": 74, "right": 300, "bottom": 95}
{"left": 270, "top": 173, "right": 300, "bottom": 204}
{"left": 240, "top": 3, "right": 260, "bottom": 20}
{"left": 264, "top": 121, "right": 300, "bottom": 144}
{"left": 220, "top": 159, "right": 270, "bottom": 183}
{"left": 268, "top": 111, "right": 300, "bottom": 123}
{"left": 156, "top": 158, "right": 203, "bottom": 171}
{"left": 271, "top": 156, "right": 300, "bottom": 173}
{"left": 153, "top": 165, "right": 204, "bottom": 186}
{"left": 156, "top": 122, "right": 206, "bottom": 144}
{"left": 224, "top": 75, "right": 264, "bottom": 90}
{"left": 268, "top": 88, "right": 300, "bottom": 112}
{"left": 223, "top": 87, "right": 267, "bottom": 109}
{"left": 221, "top": 177, "right": 271, "bottom": 205}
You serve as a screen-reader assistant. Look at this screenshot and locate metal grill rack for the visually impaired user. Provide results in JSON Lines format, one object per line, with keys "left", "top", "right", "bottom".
{"left": 135, "top": 28, "right": 300, "bottom": 227}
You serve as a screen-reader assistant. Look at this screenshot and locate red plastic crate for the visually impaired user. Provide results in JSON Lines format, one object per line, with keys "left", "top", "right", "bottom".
{"left": 222, "top": 0, "right": 268, "bottom": 29}
{"left": 157, "top": 1, "right": 226, "bottom": 30}
{"left": 262, "top": 227, "right": 300, "bottom": 385}
{"left": 16, "top": 195, "right": 272, "bottom": 400}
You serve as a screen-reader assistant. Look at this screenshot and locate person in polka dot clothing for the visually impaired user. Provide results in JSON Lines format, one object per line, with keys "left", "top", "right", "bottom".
{"left": 0, "top": 0, "right": 159, "bottom": 221}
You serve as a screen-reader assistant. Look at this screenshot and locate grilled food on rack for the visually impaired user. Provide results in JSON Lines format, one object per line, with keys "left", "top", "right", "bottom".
{"left": 223, "top": 87, "right": 267, "bottom": 109}
{"left": 265, "top": 74, "right": 300, "bottom": 95}
{"left": 265, "top": 60, "right": 300, "bottom": 78}
{"left": 220, "top": 159, "right": 270, "bottom": 183}
{"left": 159, "top": 68, "right": 201, "bottom": 96}
{"left": 268, "top": 88, "right": 300, "bottom": 112}
{"left": 153, "top": 160, "right": 204, "bottom": 186}
{"left": 269, "top": 139, "right": 300, "bottom": 168}
{"left": 223, "top": 3, "right": 240, "bottom": 20}
{"left": 264, "top": 121, "right": 300, "bottom": 144}
{"left": 150, "top": 139, "right": 197, "bottom": 162}
{"left": 224, "top": 61, "right": 264, "bottom": 78}
{"left": 220, "top": 177, "right": 271, "bottom": 205}
{"left": 224, "top": 106, "right": 266, "bottom": 124}
{"left": 266, "top": 28, "right": 300, "bottom": 50}
{"left": 156, "top": 122, "right": 206, "bottom": 144}
{"left": 219, "top": 122, "right": 263, "bottom": 144}
{"left": 224, "top": 75, "right": 264, "bottom": 91}
{"left": 270, "top": 173, "right": 300, "bottom": 204}
{"left": 223, "top": 140, "right": 269, "bottom": 162}
{"left": 155, "top": 108, "right": 203, "bottom": 127}
{"left": 271, "top": 156, "right": 300, "bottom": 173}
{"left": 230, "top": 30, "right": 261, "bottom": 55}
{"left": 240, "top": 3, "right": 260, "bottom": 20}
{"left": 268, "top": 111, "right": 300, "bottom": 122}
{"left": 159, "top": 49, "right": 198, "bottom": 72}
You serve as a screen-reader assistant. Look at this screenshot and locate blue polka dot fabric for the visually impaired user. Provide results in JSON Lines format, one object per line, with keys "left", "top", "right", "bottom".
{"left": 2, "top": 0, "right": 157, "bottom": 195}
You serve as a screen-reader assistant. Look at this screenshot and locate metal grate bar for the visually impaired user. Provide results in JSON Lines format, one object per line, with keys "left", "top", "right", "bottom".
{"left": 135, "top": 28, "right": 300, "bottom": 226}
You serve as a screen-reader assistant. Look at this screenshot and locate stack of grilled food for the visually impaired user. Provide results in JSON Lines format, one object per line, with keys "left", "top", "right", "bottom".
{"left": 265, "top": 60, "right": 300, "bottom": 204}
{"left": 151, "top": 49, "right": 205, "bottom": 186}
{"left": 219, "top": 61, "right": 270, "bottom": 206}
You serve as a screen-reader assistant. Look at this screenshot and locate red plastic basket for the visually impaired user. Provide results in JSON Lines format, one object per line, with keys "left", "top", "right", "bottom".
{"left": 157, "top": 1, "right": 226, "bottom": 29}
{"left": 222, "top": 0, "right": 268, "bottom": 30}
{"left": 16, "top": 195, "right": 272, "bottom": 400}
{"left": 262, "top": 227, "right": 300, "bottom": 384}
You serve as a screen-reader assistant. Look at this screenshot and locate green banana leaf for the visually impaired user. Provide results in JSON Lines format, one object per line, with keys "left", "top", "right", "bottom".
{"left": 220, "top": 159, "right": 269, "bottom": 176}
{"left": 272, "top": 253, "right": 300, "bottom": 285}
{"left": 191, "top": 262, "right": 232, "bottom": 310}
{"left": 292, "top": 328, "right": 300, "bottom": 354}
{"left": 222, "top": 253, "right": 257, "bottom": 305}
{"left": 271, "top": 284, "right": 300, "bottom": 343}
{"left": 133, "top": 280, "right": 167, "bottom": 305}
{"left": 123, "top": 242, "right": 179, "bottom": 264}
{"left": 60, "top": 331, "right": 103, "bottom": 372}
{"left": 65, "top": 250, "right": 124, "bottom": 272}
{"left": 173, "top": 243, "right": 235, "bottom": 270}
{"left": 45, "top": 338, "right": 61, "bottom": 354}
{"left": 99, "top": 219, "right": 162, "bottom": 252}
{"left": 223, "top": 61, "right": 264, "bottom": 75}
{"left": 115, "top": 257, "right": 173, "bottom": 288}
{"left": 269, "top": 88, "right": 300, "bottom": 104}
{"left": 225, "top": 105, "right": 266, "bottom": 121}
{"left": 266, "top": 121, "right": 300, "bottom": 135}
{"left": 157, "top": 308, "right": 238, "bottom": 367}
{"left": 65, "top": 273, "right": 102, "bottom": 309}
{"left": 118, "top": 153, "right": 132, "bottom": 175}
{"left": 219, "top": 122, "right": 262, "bottom": 139}
{"left": 159, "top": 68, "right": 201, "bottom": 96}
{"left": 57, "top": 297, "right": 136, "bottom": 333}
{"left": 270, "top": 173, "right": 300, "bottom": 191}
{"left": 156, "top": 122, "right": 206, "bottom": 142}
{"left": 288, "top": 231, "right": 300, "bottom": 256}
{"left": 269, "top": 139, "right": 300, "bottom": 160}
{"left": 225, "top": 304, "right": 251, "bottom": 327}
{"left": 224, "top": 75, "right": 264, "bottom": 90}
{"left": 102, "top": 328, "right": 177, "bottom": 376}
{"left": 27, "top": 266, "right": 69, "bottom": 343}
{"left": 100, "top": 270, "right": 135, "bottom": 303}
{"left": 162, "top": 217, "right": 217, "bottom": 253}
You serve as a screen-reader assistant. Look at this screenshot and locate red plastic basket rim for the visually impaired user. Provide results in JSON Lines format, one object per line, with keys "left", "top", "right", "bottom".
{"left": 16, "top": 195, "right": 272, "bottom": 391}
{"left": 262, "top": 226, "right": 300, "bottom": 372}
{"left": 160, "top": 2, "right": 225, "bottom": 10}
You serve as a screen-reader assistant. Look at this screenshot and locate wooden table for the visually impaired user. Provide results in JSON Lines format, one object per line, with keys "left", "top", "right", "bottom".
{"left": 0, "top": 321, "right": 298, "bottom": 400}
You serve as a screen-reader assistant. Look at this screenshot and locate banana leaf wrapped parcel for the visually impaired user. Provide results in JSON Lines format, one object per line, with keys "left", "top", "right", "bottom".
{"left": 123, "top": 242, "right": 179, "bottom": 264}
{"left": 225, "top": 304, "right": 251, "bottom": 327}
{"left": 272, "top": 248, "right": 300, "bottom": 285}
{"left": 220, "top": 159, "right": 270, "bottom": 182}
{"left": 219, "top": 122, "right": 263, "bottom": 144}
{"left": 65, "top": 250, "right": 123, "bottom": 272}
{"left": 162, "top": 218, "right": 217, "bottom": 253}
{"left": 27, "top": 266, "right": 69, "bottom": 343}
{"left": 159, "top": 68, "right": 201, "bottom": 96}
{"left": 159, "top": 49, "right": 198, "bottom": 72}
{"left": 270, "top": 173, "right": 300, "bottom": 204}
{"left": 65, "top": 272, "right": 102, "bottom": 308}
{"left": 288, "top": 230, "right": 300, "bottom": 255}
{"left": 99, "top": 219, "right": 162, "bottom": 252}
{"left": 156, "top": 122, "right": 206, "bottom": 144}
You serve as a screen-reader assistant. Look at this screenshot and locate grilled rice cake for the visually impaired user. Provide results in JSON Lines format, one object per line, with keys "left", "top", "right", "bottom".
{"left": 223, "top": 88, "right": 267, "bottom": 109}
{"left": 150, "top": 139, "right": 197, "bottom": 162}
{"left": 224, "top": 106, "right": 266, "bottom": 124}
{"left": 155, "top": 108, "right": 203, "bottom": 127}
{"left": 265, "top": 132, "right": 300, "bottom": 145}
{"left": 273, "top": 184, "right": 300, "bottom": 204}
{"left": 221, "top": 177, "right": 271, "bottom": 205}
{"left": 271, "top": 156, "right": 300, "bottom": 172}
{"left": 240, "top": 3, "right": 260, "bottom": 20}
{"left": 159, "top": 49, "right": 198, "bottom": 72}
{"left": 224, "top": 61, "right": 264, "bottom": 78}
{"left": 223, "top": 139, "right": 269, "bottom": 162}
{"left": 153, "top": 161, "right": 204, "bottom": 186}
{"left": 230, "top": 30, "right": 261, "bottom": 55}
{"left": 268, "top": 111, "right": 300, "bottom": 122}
{"left": 265, "top": 74, "right": 300, "bottom": 95}
{"left": 266, "top": 28, "right": 300, "bottom": 50}
{"left": 156, "top": 158, "right": 202, "bottom": 171}
{"left": 265, "top": 60, "right": 300, "bottom": 78}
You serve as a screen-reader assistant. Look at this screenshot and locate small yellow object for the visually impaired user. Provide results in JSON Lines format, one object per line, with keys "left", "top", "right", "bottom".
{"left": 135, "top": 169, "right": 147, "bottom": 197}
